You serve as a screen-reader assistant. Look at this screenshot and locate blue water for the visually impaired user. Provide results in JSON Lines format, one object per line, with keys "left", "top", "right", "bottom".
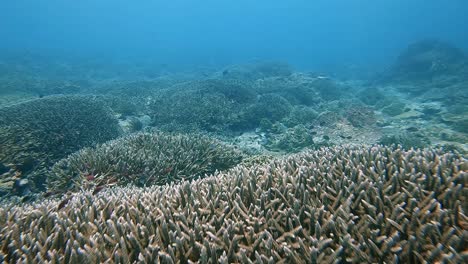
{"left": 1, "top": 0, "right": 467, "bottom": 71}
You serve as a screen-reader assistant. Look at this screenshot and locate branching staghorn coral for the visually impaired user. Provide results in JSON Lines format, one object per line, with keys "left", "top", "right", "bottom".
{"left": 47, "top": 131, "right": 244, "bottom": 194}
{"left": 0, "top": 95, "right": 121, "bottom": 193}
{"left": 0, "top": 145, "right": 466, "bottom": 263}
{"left": 149, "top": 79, "right": 255, "bottom": 133}
{"left": 238, "top": 93, "right": 292, "bottom": 129}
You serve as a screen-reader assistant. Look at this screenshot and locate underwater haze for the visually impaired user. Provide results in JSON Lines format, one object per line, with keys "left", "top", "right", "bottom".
{"left": 1, "top": 0, "right": 468, "bottom": 70}
{"left": 0, "top": 1, "right": 467, "bottom": 263}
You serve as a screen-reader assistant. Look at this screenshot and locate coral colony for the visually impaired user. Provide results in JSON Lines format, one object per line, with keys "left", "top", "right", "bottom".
{"left": 0, "top": 146, "right": 465, "bottom": 262}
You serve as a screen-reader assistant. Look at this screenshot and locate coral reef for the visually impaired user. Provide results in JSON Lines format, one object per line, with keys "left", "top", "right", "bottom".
{"left": 240, "top": 94, "right": 292, "bottom": 129}
{"left": 48, "top": 131, "right": 244, "bottom": 194}
{"left": 0, "top": 164, "right": 22, "bottom": 197}
{"left": 97, "top": 80, "right": 176, "bottom": 98}
{"left": 166, "top": 79, "right": 256, "bottom": 104}
{"left": 381, "top": 39, "right": 467, "bottom": 83}
{"left": 357, "top": 87, "right": 386, "bottom": 106}
{"left": 381, "top": 101, "right": 408, "bottom": 117}
{"left": 0, "top": 95, "right": 121, "bottom": 193}
{"left": 356, "top": 87, "right": 408, "bottom": 117}
{"left": 0, "top": 146, "right": 465, "bottom": 263}
{"left": 253, "top": 76, "right": 319, "bottom": 106}
{"left": 344, "top": 105, "right": 377, "bottom": 128}
{"left": 265, "top": 125, "right": 316, "bottom": 152}
{"left": 441, "top": 113, "right": 468, "bottom": 134}
{"left": 378, "top": 132, "right": 431, "bottom": 150}
{"left": 222, "top": 61, "right": 292, "bottom": 80}
{"left": 95, "top": 80, "right": 185, "bottom": 117}
{"left": 119, "top": 116, "right": 145, "bottom": 133}
{"left": 149, "top": 79, "right": 254, "bottom": 133}
{"left": 101, "top": 95, "right": 142, "bottom": 117}
{"left": 253, "top": 76, "right": 346, "bottom": 105}
{"left": 315, "top": 110, "right": 341, "bottom": 127}
{"left": 282, "top": 106, "right": 318, "bottom": 128}
{"left": 314, "top": 78, "right": 349, "bottom": 101}
{"left": 0, "top": 73, "right": 84, "bottom": 98}
{"left": 190, "top": 79, "right": 256, "bottom": 103}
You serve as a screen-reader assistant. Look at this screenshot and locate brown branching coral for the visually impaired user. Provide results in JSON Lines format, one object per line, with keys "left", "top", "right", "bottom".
{"left": 0, "top": 145, "right": 466, "bottom": 263}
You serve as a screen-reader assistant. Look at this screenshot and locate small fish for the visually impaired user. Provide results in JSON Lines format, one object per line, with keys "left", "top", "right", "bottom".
{"left": 57, "top": 196, "right": 72, "bottom": 210}
{"left": 21, "top": 195, "right": 34, "bottom": 203}
{"left": 107, "top": 178, "right": 118, "bottom": 185}
{"left": 92, "top": 185, "right": 105, "bottom": 195}
{"left": 164, "top": 167, "right": 173, "bottom": 174}
{"left": 85, "top": 174, "right": 95, "bottom": 181}
{"left": 316, "top": 75, "right": 329, "bottom": 80}
{"left": 44, "top": 191, "right": 54, "bottom": 198}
